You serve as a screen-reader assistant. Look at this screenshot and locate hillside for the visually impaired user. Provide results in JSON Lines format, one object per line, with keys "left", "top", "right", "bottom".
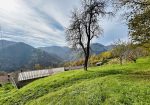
{"left": 39, "top": 43, "right": 113, "bottom": 61}
{"left": 0, "top": 40, "right": 62, "bottom": 72}
{"left": 90, "top": 43, "right": 107, "bottom": 54}
{"left": 0, "top": 57, "right": 150, "bottom": 105}
{"left": 0, "top": 40, "right": 16, "bottom": 49}
{"left": 0, "top": 40, "right": 113, "bottom": 72}
{"left": 39, "top": 46, "right": 72, "bottom": 61}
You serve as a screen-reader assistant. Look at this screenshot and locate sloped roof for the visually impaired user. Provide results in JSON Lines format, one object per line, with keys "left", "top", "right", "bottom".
{"left": 18, "top": 69, "right": 53, "bottom": 81}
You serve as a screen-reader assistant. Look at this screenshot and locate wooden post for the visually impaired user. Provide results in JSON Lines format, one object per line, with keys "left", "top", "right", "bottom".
{"left": 7, "top": 74, "right": 10, "bottom": 82}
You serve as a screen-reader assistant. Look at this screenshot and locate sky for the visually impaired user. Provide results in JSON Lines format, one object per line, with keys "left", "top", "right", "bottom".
{"left": 0, "top": 0, "right": 128, "bottom": 47}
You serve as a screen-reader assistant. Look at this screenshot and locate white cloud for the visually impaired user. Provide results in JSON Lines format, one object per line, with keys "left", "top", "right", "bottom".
{"left": 0, "top": 0, "right": 128, "bottom": 47}
{"left": 0, "top": 0, "right": 68, "bottom": 47}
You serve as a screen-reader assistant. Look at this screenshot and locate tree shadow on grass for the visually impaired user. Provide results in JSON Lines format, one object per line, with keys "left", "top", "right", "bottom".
{"left": 85, "top": 69, "right": 128, "bottom": 78}
{"left": 85, "top": 69, "right": 150, "bottom": 81}
{"left": 70, "top": 69, "right": 129, "bottom": 82}
{"left": 125, "top": 71, "right": 150, "bottom": 80}
{"left": 116, "top": 70, "right": 150, "bottom": 81}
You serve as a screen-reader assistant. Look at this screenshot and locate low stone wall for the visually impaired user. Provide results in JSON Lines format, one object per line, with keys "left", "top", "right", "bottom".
{"left": 52, "top": 67, "right": 65, "bottom": 74}
{"left": 0, "top": 76, "right": 9, "bottom": 84}
{"left": 64, "top": 66, "right": 83, "bottom": 71}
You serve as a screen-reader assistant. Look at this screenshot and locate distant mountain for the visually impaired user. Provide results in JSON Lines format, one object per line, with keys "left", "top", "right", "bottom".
{"left": 105, "top": 45, "right": 115, "bottom": 50}
{"left": 0, "top": 40, "right": 62, "bottom": 72}
{"left": 39, "top": 46, "right": 72, "bottom": 60}
{"left": 0, "top": 40, "right": 114, "bottom": 72}
{"left": 0, "top": 40, "right": 16, "bottom": 49}
{"left": 90, "top": 43, "right": 107, "bottom": 54}
{"left": 39, "top": 43, "right": 114, "bottom": 61}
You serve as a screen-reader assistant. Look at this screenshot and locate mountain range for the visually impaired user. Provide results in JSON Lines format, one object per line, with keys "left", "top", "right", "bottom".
{"left": 39, "top": 43, "right": 113, "bottom": 60}
{"left": 0, "top": 40, "right": 62, "bottom": 72}
{"left": 0, "top": 40, "right": 113, "bottom": 72}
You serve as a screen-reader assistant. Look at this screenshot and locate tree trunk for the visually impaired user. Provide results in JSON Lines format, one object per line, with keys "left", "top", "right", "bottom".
{"left": 84, "top": 43, "right": 90, "bottom": 71}
{"left": 84, "top": 55, "right": 89, "bottom": 71}
{"left": 120, "top": 57, "right": 123, "bottom": 65}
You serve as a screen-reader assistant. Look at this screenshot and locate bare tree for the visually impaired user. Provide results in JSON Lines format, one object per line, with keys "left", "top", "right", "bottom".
{"left": 112, "top": 40, "right": 127, "bottom": 65}
{"left": 125, "top": 44, "right": 149, "bottom": 63}
{"left": 66, "top": 0, "right": 111, "bottom": 70}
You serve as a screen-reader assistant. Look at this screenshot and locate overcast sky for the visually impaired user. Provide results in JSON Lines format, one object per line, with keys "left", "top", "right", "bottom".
{"left": 0, "top": 0, "right": 128, "bottom": 47}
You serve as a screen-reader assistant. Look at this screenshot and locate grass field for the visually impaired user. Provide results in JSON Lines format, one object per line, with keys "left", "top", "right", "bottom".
{"left": 0, "top": 57, "right": 150, "bottom": 105}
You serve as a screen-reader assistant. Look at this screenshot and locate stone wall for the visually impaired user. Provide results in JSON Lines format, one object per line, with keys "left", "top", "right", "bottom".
{"left": 0, "top": 75, "right": 9, "bottom": 84}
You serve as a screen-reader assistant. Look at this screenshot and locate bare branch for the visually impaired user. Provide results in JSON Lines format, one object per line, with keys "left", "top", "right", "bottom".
{"left": 66, "top": 0, "right": 111, "bottom": 70}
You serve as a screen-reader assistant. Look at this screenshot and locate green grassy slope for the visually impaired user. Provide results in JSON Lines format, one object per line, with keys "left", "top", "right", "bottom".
{"left": 0, "top": 57, "right": 150, "bottom": 105}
